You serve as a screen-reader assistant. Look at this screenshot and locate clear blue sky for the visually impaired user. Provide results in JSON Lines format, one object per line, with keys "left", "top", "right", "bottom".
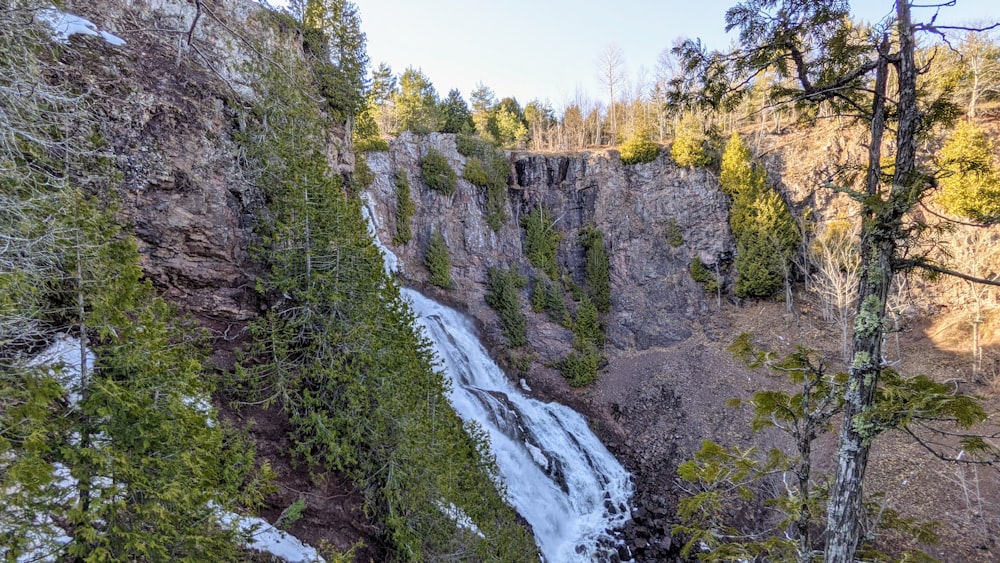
{"left": 266, "top": 1, "right": 999, "bottom": 111}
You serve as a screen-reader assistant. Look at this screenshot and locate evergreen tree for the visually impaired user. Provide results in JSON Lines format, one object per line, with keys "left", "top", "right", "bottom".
{"left": 424, "top": 229, "right": 452, "bottom": 289}
{"left": 670, "top": 112, "right": 710, "bottom": 168}
{"left": 439, "top": 88, "right": 474, "bottom": 134}
{"left": 485, "top": 268, "right": 528, "bottom": 348}
{"left": 236, "top": 55, "right": 536, "bottom": 560}
{"left": 937, "top": 120, "right": 1000, "bottom": 222}
{"left": 619, "top": 126, "right": 661, "bottom": 165}
{"left": 522, "top": 206, "right": 562, "bottom": 279}
{"left": 420, "top": 147, "right": 457, "bottom": 195}
{"left": 393, "top": 169, "right": 414, "bottom": 245}
{"left": 581, "top": 225, "right": 612, "bottom": 313}
{"left": 0, "top": 15, "right": 264, "bottom": 558}
{"left": 393, "top": 67, "right": 440, "bottom": 133}
{"left": 300, "top": 0, "right": 368, "bottom": 120}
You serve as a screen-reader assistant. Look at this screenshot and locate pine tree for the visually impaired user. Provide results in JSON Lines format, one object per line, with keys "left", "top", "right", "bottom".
{"left": 424, "top": 229, "right": 452, "bottom": 289}
{"left": 937, "top": 120, "right": 1000, "bottom": 222}
{"left": 394, "top": 67, "right": 440, "bottom": 133}
{"left": 439, "top": 88, "right": 474, "bottom": 134}
{"left": 670, "top": 113, "right": 710, "bottom": 168}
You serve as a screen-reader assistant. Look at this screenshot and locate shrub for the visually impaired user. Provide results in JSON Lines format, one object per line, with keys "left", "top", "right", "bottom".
{"left": 690, "top": 256, "right": 721, "bottom": 294}
{"left": 456, "top": 133, "right": 494, "bottom": 157}
{"left": 485, "top": 267, "right": 528, "bottom": 348}
{"left": 463, "top": 157, "right": 490, "bottom": 187}
{"left": 561, "top": 348, "right": 601, "bottom": 387}
{"left": 522, "top": 206, "right": 561, "bottom": 278}
{"left": 530, "top": 276, "right": 567, "bottom": 322}
{"left": 425, "top": 229, "right": 452, "bottom": 289}
{"left": 581, "top": 225, "right": 611, "bottom": 313}
{"left": 393, "top": 170, "right": 414, "bottom": 245}
{"left": 420, "top": 148, "right": 457, "bottom": 195}
{"left": 348, "top": 152, "right": 374, "bottom": 196}
{"left": 665, "top": 218, "right": 684, "bottom": 247}
{"left": 671, "top": 113, "right": 711, "bottom": 168}
{"left": 619, "top": 127, "right": 661, "bottom": 165}
{"left": 458, "top": 137, "right": 509, "bottom": 231}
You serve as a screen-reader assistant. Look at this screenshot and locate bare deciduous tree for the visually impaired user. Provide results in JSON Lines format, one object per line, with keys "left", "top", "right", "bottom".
{"left": 596, "top": 44, "right": 626, "bottom": 144}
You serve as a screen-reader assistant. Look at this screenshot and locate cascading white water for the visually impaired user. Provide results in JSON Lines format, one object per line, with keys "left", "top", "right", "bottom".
{"left": 361, "top": 194, "right": 634, "bottom": 561}
{"left": 404, "top": 290, "right": 633, "bottom": 561}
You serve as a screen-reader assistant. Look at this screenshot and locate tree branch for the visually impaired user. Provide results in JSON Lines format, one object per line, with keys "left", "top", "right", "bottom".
{"left": 895, "top": 258, "right": 1000, "bottom": 287}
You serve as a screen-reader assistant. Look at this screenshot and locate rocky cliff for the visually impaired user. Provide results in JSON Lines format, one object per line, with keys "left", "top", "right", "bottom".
{"left": 365, "top": 133, "right": 732, "bottom": 357}
{"left": 364, "top": 134, "right": 744, "bottom": 560}
{"left": 62, "top": 0, "right": 351, "bottom": 322}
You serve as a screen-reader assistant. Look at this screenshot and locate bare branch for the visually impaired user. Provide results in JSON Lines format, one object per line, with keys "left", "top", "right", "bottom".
{"left": 895, "top": 258, "right": 1000, "bottom": 287}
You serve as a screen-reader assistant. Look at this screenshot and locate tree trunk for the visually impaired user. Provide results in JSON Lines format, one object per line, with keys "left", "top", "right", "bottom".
{"left": 826, "top": 4, "right": 920, "bottom": 560}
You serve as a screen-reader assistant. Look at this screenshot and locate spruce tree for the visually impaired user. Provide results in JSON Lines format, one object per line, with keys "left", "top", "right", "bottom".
{"left": 424, "top": 229, "right": 452, "bottom": 289}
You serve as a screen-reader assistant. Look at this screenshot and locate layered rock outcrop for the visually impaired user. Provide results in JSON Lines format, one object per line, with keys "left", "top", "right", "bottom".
{"left": 64, "top": 0, "right": 351, "bottom": 321}
{"left": 365, "top": 133, "right": 732, "bottom": 356}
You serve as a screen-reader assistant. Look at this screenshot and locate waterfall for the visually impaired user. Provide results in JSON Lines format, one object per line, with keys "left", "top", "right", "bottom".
{"left": 362, "top": 194, "right": 633, "bottom": 561}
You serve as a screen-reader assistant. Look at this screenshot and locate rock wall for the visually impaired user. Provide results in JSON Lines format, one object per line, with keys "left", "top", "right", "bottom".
{"left": 63, "top": 0, "right": 351, "bottom": 321}
{"left": 365, "top": 134, "right": 732, "bottom": 357}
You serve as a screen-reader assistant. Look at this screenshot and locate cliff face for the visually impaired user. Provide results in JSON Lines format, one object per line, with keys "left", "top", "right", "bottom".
{"left": 65, "top": 0, "right": 351, "bottom": 321}
{"left": 365, "top": 133, "right": 732, "bottom": 357}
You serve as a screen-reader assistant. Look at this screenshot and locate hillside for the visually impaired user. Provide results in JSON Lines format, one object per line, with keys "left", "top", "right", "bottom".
{"left": 5, "top": 1, "right": 1000, "bottom": 562}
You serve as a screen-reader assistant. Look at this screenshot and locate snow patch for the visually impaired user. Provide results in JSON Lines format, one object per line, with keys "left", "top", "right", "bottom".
{"left": 218, "top": 512, "right": 326, "bottom": 563}
{"left": 27, "top": 334, "right": 94, "bottom": 406}
{"left": 434, "top": 501, "right": 486, "bottom": 539}
{"left": 39, "top": 8, "right": 126, "bottom": 46}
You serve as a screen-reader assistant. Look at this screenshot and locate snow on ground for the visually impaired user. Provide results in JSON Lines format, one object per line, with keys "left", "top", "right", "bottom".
{"left": 9, "top": 337, "right": 323, "bottom": 563}
{"left": 39, "top": 7, "right": 126, "bottom": 46}
{"left": 26, "top": 334, "right": 94, "bottom": 406}
{"left": 435, "top": 501, "right": 486, "bottom": 539}
{"left": 218, "top": 511, "right": 326, "bottom": 563}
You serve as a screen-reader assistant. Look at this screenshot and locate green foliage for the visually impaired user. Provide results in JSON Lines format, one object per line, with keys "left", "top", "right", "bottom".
{"left": 733, "top": 191, "right": 800, "bottom": 298}
{"left": 234, "top": 56, "right": 536, "bottom": 561}
{"left": 352, "top": 99, "right": 389, "bottom": 152}
{"left": 300, "top": 0, "right": 368, "bottom": 121}
{"left": 462, "top": 156, "right": 490, "bottom": 187}
{"left": 560, "top": 297, "right": 605, "bottom": 387}
{"left": 665, "top": 218, "right": 684, "bottom": 247}
{"left": 392, "top": 169, "right": 414, "bottom": 245}
{"left": 393, "top": 67, "right": 440, "bottom": 134}
{"left": 572, "top": 298, "right": 604, "bottom": 349}
{"left": 439, "top": 88, "right": 475, "bottom": 134}
{"left": 522, "top": 206, "right": 562, "bottom": 278}
{"left": 349, "top": 151, "right": 374, "bottom": 195}
{"left": 719, "top": 134, "right": 800, "bottom": 299}
{"left": 936, "top": 120, "right": 1000, "bottom": 222}
{"left": 531, "top": 276, "right": 567, "bottom": 322}
{"left": 719, "top": 132, "right": 757, "bottom": 197}
{"left": 561, "top": 348, "right": 602, "bottom": 387}
{"left": 485, "top": 268, "right": 528, "bottom": 348}
{"left": 619, "top": 126, "right": 661, "bottom": 165}
{"left": 420, "top": 147, "right": 457, "bottom": 196}
{"left": 670, "top": 113, "right": 711, "bottom": 168}
{"left": 276, "top": 498, "right": 307, "bottom": 530}
{"left": 674, "top": 441, "right": 790, "bottom": 561}
{"left": 580, "top": 225, "right": 612, "bottom": 313}
{"left": 0, "top": 20, "right": 265, "bottom": 558}
{"left": 457, "top": 135, "right": 509, "bottom": 231}
{"left": 424, "top": 229, "right": 452, "bottom": 289}
{"left": 689, "top": 256, "right": 721, "bottom": 293}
